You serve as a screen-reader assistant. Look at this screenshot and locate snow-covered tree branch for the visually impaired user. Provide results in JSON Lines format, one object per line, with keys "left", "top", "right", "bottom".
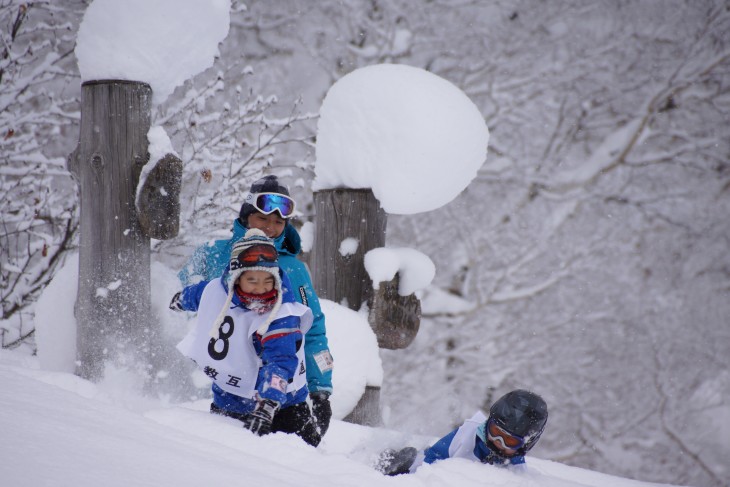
{"left": 1, "top": 1, "right": 82, "bottom": 350}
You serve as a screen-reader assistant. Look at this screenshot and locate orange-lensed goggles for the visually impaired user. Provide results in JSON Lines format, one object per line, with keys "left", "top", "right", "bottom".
{"left": 487, "top": 418, "right": 524, "bottom": 450}
{"left": 231, "top": 244, "right": 278, "bottom": 270}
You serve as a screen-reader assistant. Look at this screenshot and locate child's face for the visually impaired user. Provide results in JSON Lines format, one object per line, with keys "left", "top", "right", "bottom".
{"left": 237, "top": 270, "right": 275, "bottom": 295}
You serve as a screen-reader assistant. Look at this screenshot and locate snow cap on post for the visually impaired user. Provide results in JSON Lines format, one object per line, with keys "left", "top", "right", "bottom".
{"left": 313, "top": 64, "right": 489, "bottom": 215}
{"left": 75, "top": 0, "right": 231, "bottom": 105}
{"left": 364, "top": 247, "right": 435, "bottom": 295}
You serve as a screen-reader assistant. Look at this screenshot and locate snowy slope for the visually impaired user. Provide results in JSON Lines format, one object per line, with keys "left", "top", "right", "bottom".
{"left": 0, "top": 350, "right": 683, "bottom": 487}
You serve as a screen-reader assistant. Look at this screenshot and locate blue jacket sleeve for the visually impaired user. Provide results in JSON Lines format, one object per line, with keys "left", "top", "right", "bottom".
{"left": 256, "top": 314, "right": 303, "bottom": 404}
{"left": 279, "top": 255, "right": 333, "bottom": 394}
{"left": 178, "top": 238, "right": 231, "bottom": 287}
{"left": 302, "top": 288, "right": 333, "bottom": 394}
{"left": 423, "top": 429, "right": 458, "bottom": 464}
{"left": 179, "top": 280, "right": 210, "bottom": 312}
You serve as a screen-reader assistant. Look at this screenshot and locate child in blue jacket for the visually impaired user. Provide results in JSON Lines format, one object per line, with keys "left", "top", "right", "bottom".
{"left": 172, "top": 175, "right": 334, "bottom": 436}
{"left": 177, "top": 229, "right": 320, "bottom": 446}
{"left": 377, "top": 390, "right": 548, "bottom": 475}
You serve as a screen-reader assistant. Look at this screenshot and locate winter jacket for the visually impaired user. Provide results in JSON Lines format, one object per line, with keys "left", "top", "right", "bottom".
{"left": 176, "top": 268, "right": 312, "bottom": 415}
{"left": 177, "top": 219, "right": 333, "bottom": 395}
{"left": 411, "top": 411, "right": 526, "bottom": 473}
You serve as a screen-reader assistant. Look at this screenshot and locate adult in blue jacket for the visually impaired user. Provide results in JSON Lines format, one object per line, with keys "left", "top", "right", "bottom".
{"left": 173, "top": 175, "right": 334, "bottom": 436}
{"left": 376, "top": 390, "right": 548, "bottom": 476}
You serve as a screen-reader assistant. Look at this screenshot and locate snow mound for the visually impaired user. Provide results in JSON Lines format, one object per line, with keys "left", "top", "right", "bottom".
{"left": 0, "top": 349, "right": 684, "bottom": 487}
{"left": 35, "top": 253, "right": 78, "bottom": 373}
{"left": 323, "top": 299, "right": 383, "bottom": 419}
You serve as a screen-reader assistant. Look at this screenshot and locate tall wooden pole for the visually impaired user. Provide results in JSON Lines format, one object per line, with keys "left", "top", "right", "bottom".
{"left": 312, "top": 189, "right": 387, "bottom": 307}
{"left": 312, "top": 188, "right": 423, "bottom": 425}
{"left": 312, "top": 189, "right": 386, "bottom": 425}
{"left": 68, "top": 80, "right": 154, "bottom": 381}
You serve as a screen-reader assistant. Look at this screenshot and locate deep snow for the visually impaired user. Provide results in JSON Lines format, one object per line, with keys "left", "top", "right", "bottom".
{"left": 0, "top": 349, "right": 683, "bottom": 487}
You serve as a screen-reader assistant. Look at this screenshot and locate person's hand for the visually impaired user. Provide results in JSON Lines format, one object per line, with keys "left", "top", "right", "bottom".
{"left": 376, "top": 447, "right": 418, "bottom": 476}
{"left": 310, "top": 392, "right": 332, "bottom": 436}
{"left": 169, "top": 291, "right": 184, "bottom": 311}
{"left": 242, "top": 399, "right": 280, "bottom": 436}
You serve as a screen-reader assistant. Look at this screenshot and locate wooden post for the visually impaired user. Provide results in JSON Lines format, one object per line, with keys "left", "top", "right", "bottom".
{"left": 369, "top": 273, "right": 421, "bottom": 349}
{"left": 68, "top": 80, "right": 161, "bottom": 381}
{"left": 312, "top": 189, "right": 385, "bottom": 426}
{"left": 312, "top": 188, "right": 422, "bottom": 425}
{"left": 312, "top": 189, "right": 387, "bottom": 308}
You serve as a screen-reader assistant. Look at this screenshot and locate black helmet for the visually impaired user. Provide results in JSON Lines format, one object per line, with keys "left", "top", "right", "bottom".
{"left": 488, "top": 389, "right": 548, "bottom": 455}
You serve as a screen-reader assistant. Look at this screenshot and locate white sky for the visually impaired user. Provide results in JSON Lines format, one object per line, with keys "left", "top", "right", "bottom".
{"left": 313, "top": 64, "right": 489, "bottom": 215}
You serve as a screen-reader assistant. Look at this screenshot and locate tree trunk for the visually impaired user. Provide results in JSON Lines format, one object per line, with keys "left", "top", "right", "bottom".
{"left": 68, "top": 80, "right": 155, "bottom": 381}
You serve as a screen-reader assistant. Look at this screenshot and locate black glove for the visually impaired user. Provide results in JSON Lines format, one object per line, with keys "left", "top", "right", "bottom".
{"left": 376, "top": 447, "right": 418, "bottom": 476}
{"left": 169, "top": 291, "right": 184, "bottom": 311}
{"left": 242, "top": 398, "right": 280, "bottom": 436}
{"left": 310, "top": 392, "right": 332, "bottom": 436}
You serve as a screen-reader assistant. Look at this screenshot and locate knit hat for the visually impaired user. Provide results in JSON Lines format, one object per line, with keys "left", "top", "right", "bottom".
{"left": 239, "top": 175, "right": 293, "bottom": 224}
{"left": 209, "top": 228, "right": 283, "bottom": 339}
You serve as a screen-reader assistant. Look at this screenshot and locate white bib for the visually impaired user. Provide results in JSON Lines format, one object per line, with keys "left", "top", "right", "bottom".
{"left": 448, "top": 411, "right": 487, "bottom": 461}
{"left": 177, "top": 281, "right": 313, "bottom": 398}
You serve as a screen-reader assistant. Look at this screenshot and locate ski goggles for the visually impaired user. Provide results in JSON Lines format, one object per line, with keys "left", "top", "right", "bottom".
{"left": 245, "top": 192, "right": 296, "bottom": 218}
{"left": 486, "top": 418, "right": 525, "bottom": 451}
{"left": 231, "top": 244, "right": 278, "bottom": 270}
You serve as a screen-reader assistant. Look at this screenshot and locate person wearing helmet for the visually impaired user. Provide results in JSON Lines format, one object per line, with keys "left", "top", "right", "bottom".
{"left": 376, "top": 389, "right": 548, "bottom": 475}
{"left": 172, "top": 175, "right": 334, "bottom": 438}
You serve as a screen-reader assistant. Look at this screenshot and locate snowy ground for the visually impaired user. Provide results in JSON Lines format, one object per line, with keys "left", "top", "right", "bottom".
{"left": 1, "top": 349, "right": 683, "bottom": 487}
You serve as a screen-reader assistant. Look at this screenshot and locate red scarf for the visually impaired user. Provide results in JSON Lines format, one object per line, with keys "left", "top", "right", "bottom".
{"left": 235, "top": 287, "right": 278, "bottom": 314}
